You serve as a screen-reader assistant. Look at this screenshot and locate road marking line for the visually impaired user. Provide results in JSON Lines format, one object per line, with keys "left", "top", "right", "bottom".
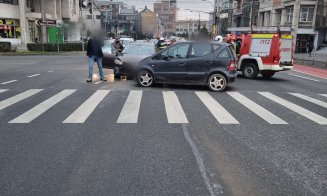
{"left": 289, "top": 93, "right": 327, "bottom": 109}
{"left": 63, "top": 90, "right": 110, "bottom": 123}
{"left": 287, "top": 74, "right": 320, "bottom": 82}
{"left": 319, "top": 94, "right": 327, "bottom": 98}
{"left": 163, "top": 91, "right": 188, "bottom": 124}
{"left": 117, "top": 90, "right": 143, "bottom": 123}
{"left": 293, "top": 70, "right": 327, "bottom": 80}
{"left": 48, "top": 71, "right": 53, "bottom": 73}
{"left": 0, "top": 89, "right": 8, "bottom": 94}
{"left": 94, "top": 81, "right": 103, "bottom": 85}
{"left": 9, "top": 89, "right": 76, "bottom": 123}
{"left": 0, "top": 89, "right": 43, "bottom": 111}
{"left": 227, "top": 92, "right": 287, "bottom": 124}
{"left": 27, "top": 74, "right": 40, "bottom": 78}
{"left": 1, "top": 80, "right": 18, "bottom": 85}
{"left": 196, "top": 92, "right": 239, "bottom": 124}
{"left": 259, "top": 92, "right": 327, "bottom": 125}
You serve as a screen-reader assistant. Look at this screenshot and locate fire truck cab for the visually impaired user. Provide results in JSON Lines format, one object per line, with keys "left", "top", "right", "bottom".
{"left": 234, "top": 33, "right": 294, "bottom": 79}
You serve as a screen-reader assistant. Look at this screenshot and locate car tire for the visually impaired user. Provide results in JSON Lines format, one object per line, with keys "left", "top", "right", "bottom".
{"left": 242, "top": 63, "right": 259, "bottom": 79}
{"left": 207, "top": 73, "right": 227, "bottom": 92}
{"left": 261, "top": 71, "right": 275, "bottom": 78}
{"left": 137, "top": 70, "right": 154, "bottom": 87}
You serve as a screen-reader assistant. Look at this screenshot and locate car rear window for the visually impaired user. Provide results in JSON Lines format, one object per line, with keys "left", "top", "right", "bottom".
{"left": 217, "top": 48, "right": 231, "bottom": 58}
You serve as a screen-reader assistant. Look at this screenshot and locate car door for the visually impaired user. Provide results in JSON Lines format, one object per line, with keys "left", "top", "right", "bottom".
{"left": 152, "top": 43, "right": 190, "bottom": 83}
{"left": 187, "top": 43, "right": 217, "bottom": 83}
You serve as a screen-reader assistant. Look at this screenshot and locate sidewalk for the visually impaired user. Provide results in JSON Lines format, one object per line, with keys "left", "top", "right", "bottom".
{"left": 293, "top": 64, "right": 327, "bottom": 79}
{"left": 294, "top": 53, "right": 327, "bottom": 69}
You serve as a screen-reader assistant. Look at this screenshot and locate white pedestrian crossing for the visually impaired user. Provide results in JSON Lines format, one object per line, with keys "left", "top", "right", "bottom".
{"left": 0, "top": 89, "right": 8, "bottom": 94}
{"left": 196, "top": 92, "right": 239, "bottom": 124}
{"left": 0, "top": 89, "right": 43, "bottom": 111}
{"left": 1, "top": 88, "right": 326, "bottom": 125}
{"left": 9, "top": 90, "right": 76, "bottom": 123}
{"left": 117, "top": 90, "right": 143, "bottom": 123}
{"left": 27, "top": 74, "right": 40, "bottom": 78}
{"left": 163, "top": 91, "right": 188, "bottom": 124}
{"left": 1, "top": 80, "right": 18, "bottom": 85}
{"left": 289, "top": 93, "right": 327, "bottom": 109}
{"left": 227, "top": 92, "right": 287, "bottom": 124}
{"left": 259, "top": 92, "right": 327, "bottom": 125}
{"left": 63, "top": 90, "right": 110, "bottom": 123}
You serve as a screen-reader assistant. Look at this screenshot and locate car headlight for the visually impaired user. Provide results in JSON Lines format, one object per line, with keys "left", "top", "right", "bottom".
{"left": 114, "top": 59, "right": 124, "bottom": 66}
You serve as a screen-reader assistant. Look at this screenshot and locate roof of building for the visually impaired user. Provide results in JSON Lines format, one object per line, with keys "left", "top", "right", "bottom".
{"left": 140, "top": 6, "right": 153, "bottom": 13}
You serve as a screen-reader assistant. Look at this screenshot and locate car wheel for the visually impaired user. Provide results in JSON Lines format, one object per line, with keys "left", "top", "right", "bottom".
{"left": 261, "top": 71, "right": 275, "bottom": 78}
{"left": 208, "top": 73, "right": 227, "bottom": 92}
{"left": 242, "top": 63, "right": 258, "bottom": 79}
{"left": 137, "top": 70, "right": 154, "bottom": 87}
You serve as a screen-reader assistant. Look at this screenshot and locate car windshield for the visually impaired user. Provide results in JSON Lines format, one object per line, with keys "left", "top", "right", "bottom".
{"left": 123, "top": 44, "right": 155, "bottom": 55}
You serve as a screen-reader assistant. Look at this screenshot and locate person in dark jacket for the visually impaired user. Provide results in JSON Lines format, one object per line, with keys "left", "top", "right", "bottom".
{"left": 86, "top": 33, "right": 106, "bottom": 83}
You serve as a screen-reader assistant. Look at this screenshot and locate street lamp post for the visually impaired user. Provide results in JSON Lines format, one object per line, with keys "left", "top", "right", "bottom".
{"left": 201, "top": 0, "right": 216, "bottom": 37}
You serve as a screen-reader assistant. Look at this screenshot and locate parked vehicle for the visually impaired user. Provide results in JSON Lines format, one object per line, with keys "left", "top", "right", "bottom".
{"left": 106, "top": 42, "right": 156, "bottom": 78}
{"left": 233, "top": 33, "right": 294, "bottom": 79}
{"left": 134, "top": 41, "right": 237, "bottom": 92}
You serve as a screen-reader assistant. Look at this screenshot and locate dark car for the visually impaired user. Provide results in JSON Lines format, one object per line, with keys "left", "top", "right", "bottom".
{"left": 110, "top": 42, "right": 156, "bottom": 78}
{"left": 134, "top": 41, "right": 237, "bottom": 92}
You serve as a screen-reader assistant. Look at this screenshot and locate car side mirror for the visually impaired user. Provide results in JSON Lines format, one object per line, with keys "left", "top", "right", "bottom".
{"left": 162, "top": 55, "right": 169, "bottom": 61}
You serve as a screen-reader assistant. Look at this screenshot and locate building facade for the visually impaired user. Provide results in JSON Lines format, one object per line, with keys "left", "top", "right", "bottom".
{"left": 225, "top": 0, "right": 327, "bottom": 53}
{"left": 176, "top": 19, "right": 210, "bottom": 38}
{"left": 153, "top": 0, "right": 177, "bottom": 36}
{"left": 140, "top": 6, "right": 158, "bottom": 37}
{"left": 0, "top": 0, "right": 82, "bottom": 48}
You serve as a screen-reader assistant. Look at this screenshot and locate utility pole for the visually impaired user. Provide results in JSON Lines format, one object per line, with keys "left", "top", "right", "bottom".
{"left": 41, "top": 0, "right": 46, "bottom": 51}
{"left": 91, "top": 0, "right": 94, "bottom": 29}
{"left": 292, "top": 0, "right": 301, "bottom": 52}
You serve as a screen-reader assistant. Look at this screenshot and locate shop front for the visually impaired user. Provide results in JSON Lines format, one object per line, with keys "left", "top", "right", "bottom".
{"left": 0, "top": 18, "right": 22, "bottom": 46}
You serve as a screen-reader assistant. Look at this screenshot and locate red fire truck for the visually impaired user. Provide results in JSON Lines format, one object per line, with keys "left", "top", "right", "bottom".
{"left": 230, "top": 33, "right": 294, "bottom": 79}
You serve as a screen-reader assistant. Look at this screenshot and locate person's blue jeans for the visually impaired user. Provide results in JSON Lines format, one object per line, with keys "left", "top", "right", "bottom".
{"left": 88, "top": 55, "right": 104, "bottom": 79}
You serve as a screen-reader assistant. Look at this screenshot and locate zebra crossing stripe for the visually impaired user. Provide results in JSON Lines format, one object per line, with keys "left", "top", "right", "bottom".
{"left": 289, "top": 93, "right": 327, "bottom": 109}
{"left": 1, "top": 80, "right": 18, "bottom": 85}
{"left": 319, "top": 94, "right": 327, "bottom": 98}
{"left": 163, "top": 91, "right": 188, "bottom": 124}
{"left": 0, "top": 89, "right": 8, "bottom": 94}
{"left": 259, "top": 92, "right": 327, "bottom": 125}
{"left": 0, "top": 89, "right": 43, "bottom": 111}
{"left": 63, "top": 90, "right": 110, "bottom": 123}
{"left": 117, "top": 90, "right": 143, "bottom": 123}
{"left": 9, "top": 90, "right": 76, "bottom": 123}
{"left": 227, "top": 92, "right": 287, "bottom": 124}
{"left": 196, "top": 92, "right": 239, "bottom": 124}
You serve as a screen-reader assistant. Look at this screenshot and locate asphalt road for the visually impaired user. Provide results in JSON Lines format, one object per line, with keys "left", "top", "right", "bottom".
{"left": 0, "top": 55, "right": 326, "bottom": 196}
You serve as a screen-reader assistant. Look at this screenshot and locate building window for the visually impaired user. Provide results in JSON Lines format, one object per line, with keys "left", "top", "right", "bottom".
{"left": 0, "top": 18, "right": 21, "bottom": 39}
{"left": 0, "top": 0, "right": 18, "bottom": 5}
{"left": 286, "top": 7, "right": 293, "bottom": 22}
{"left": 300, "top": 6, "right": 315, "bottom": 22}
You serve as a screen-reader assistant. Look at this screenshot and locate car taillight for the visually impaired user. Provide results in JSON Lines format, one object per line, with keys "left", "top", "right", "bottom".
{"left": 228, "top": 60, "right": 236, "bottom": 71}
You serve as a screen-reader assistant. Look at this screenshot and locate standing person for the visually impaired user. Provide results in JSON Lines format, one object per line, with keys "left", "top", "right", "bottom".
{"left": 86, "top": 32, "right": 106, "bottom": 83}
{"left": 156, "top": 37, "right": 165, "bottom": 51}
{"left": 113, "top": 37, "right": 123, "bottom": 53}
{"left": 307, "top": 41, "right": 314, "bottom": 57}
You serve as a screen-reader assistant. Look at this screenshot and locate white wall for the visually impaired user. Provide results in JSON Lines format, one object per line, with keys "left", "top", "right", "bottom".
{"left": 0, "top": 3, "right": 20, "bottom": 19}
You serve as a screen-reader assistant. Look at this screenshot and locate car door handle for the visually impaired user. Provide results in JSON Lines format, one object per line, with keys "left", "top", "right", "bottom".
{"left": 207, "top": 61, "right": 213, "bottom": 65}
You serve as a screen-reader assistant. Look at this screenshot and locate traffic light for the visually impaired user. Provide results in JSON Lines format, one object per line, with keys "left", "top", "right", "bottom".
{"left": 89, "top": 8, "right": 92, "bottom": 14}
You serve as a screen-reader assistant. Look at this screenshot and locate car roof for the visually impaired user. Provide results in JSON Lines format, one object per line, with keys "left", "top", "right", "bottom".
{"left": 127, "top": 42, "right": 155, "bottom": 46}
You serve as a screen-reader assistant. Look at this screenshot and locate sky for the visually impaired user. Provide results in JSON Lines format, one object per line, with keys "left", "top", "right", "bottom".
{"left": 112, "top": 0, "right": 214, "bottom": 21}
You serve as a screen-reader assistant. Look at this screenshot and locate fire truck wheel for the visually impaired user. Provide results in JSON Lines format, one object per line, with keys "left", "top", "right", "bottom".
{"left": 261, "top": 71, "right": 275, "bottom": 78}
{"left": 242, "top": 63, "right": 258, "bottom": 79}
